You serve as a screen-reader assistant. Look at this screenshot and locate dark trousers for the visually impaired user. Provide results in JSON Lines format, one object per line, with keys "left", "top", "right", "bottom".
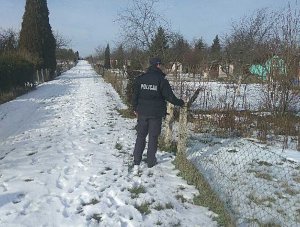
{"left": 133, "top": 116, "right": 162, "bottom": 167}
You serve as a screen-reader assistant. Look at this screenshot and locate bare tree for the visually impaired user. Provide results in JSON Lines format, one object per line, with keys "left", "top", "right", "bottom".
{"left": 116, "top": 0, "right": 169, "bottom": 51}
{"left": 263, "top": 4, "right": 300, "bottom": 115}
{"left": 116, "top": 0, "right": 173, "bottom": 69}
{"left": 95, "top": 45, "right": 105, "bottom": 58}
{"left": 224, "top": 9, "right": 274, "bottom": 78}
{"left": 224, "top": 3, "right": 300, "bottom": 115}
{"left": 54, "top": 31, "right": 71, "bottom": 49}
{"left": 0, "top": 28, "right": 19, "bottom": 54}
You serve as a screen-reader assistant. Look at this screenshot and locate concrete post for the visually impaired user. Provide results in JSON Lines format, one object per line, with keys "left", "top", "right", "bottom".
{"left": 164, "top": 102, "right": 174, "bottom": 148}
{"left": 36, "top": 70, "right": 39, "bottom": 84}
{"left": 41, "top": 69, "right": 44, "bottom": 83}
{"left": 177, "top": 104, "right": 188, "bottom": 154}
{"left": 297, "top": 125, "right": 300, "bottom": 151}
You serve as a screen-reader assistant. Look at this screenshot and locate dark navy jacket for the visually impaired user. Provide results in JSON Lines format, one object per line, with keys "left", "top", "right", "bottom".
{"left": 132, "top": 66, "right": 184, "bottom": 117}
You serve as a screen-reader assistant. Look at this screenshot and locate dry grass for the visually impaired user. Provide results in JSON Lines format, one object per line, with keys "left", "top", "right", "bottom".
{"left": 0, "top": 87, "right": 34, "bottom": 105}
{"left": 117, "top": 108, "right": 136, "bottom": 119}
{"left": 134, "top": 202, "right": 151, "bottom": 215}
{"left": 255, "top": 172, "right": 273, "bottom": 181}
{"left": 128, "top": 185, "right": 146, "bottom": 199}
{"left": 247, "top": 193, "right": 276, "bottom": 205}
{"left": 174, "top": 153, "right": 235, "bottom": 226}
{"left": 191, "top": 110, "right": 300, "bottom": 149}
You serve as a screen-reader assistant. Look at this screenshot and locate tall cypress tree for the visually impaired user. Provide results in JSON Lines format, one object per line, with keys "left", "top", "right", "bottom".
{"left": 104, "top": 44, "right": 111, "bottom": 69}
{"left": 19, "top": 0, "right": 56, "bottom": 74}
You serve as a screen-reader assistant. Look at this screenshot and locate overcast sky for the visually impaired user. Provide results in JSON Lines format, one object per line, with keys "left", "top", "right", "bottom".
{"left": 0, "top": 0, "right": 294, "bottom": 57}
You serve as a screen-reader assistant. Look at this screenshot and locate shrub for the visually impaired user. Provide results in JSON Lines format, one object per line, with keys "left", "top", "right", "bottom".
{"left": 126, "top": 70, "right": 143, "bottom": 110}
{"left": 0, "top": 54, "right": 34, "bottom": 92}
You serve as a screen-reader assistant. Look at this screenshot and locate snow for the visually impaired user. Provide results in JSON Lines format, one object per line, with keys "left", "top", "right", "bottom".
{"left": 174, "top": 80, "right": 300, "bottom": 112}
{"left": 186, "top": 133, "right": 300, "bottom": 226}
{"left": 0, "top": 61, "right": 217, "bottom": 227}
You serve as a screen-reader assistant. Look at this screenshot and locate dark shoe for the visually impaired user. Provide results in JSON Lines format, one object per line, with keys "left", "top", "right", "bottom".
{"left": 147, "top": 161, "right": 157, "bottom": 168}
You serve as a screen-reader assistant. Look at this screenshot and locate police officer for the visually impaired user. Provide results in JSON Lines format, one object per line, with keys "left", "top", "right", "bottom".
{"left": 132, "top": 57, "right": 184, "bottom": 169}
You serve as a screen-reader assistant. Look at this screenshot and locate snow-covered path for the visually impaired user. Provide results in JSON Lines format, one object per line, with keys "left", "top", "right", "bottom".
{"left": 0, "top": 61, "right": 217, "bottom": 227}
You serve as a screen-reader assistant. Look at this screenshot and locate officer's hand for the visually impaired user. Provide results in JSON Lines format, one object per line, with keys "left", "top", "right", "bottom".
{"left": 134, "top": 111, "right": 138, "bottom": 117}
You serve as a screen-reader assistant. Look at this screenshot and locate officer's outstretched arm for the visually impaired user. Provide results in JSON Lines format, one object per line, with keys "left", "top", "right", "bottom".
{"left": 161, "top": 79, "right": 184, "bottom": 107}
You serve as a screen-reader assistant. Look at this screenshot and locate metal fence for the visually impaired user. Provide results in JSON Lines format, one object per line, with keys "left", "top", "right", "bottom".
{"left": 96, "top": 67, "right": 300, "bottom": 226}
{"left": 184, "top": 127, "right": 300, "bottom": 226}
{"left": 172, "top": 88, "right": 300, "bottom": 226}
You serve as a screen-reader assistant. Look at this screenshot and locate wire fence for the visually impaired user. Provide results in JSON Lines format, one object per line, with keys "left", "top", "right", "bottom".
{"left": 184, "top": 123, "right": 300, "bottom": 226}
{"left": 172, "top": 80, "right": 300, "bottom": 226}
{"left": 95, "top": 67, "right": 300, "bottom": 226}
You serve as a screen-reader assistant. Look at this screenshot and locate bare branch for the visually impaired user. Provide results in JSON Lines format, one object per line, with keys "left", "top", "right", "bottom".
{"left": 116, "top": 0, "right": 168, "bottom": 50}
{"left": 54, "top": 31, "right": 71, "bottom": 49}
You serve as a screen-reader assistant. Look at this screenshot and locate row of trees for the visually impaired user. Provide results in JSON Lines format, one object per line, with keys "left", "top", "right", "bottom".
{"left": 93, "top": 0, "right": 300, "bottom": 116}
{"left": 0, "top": 0, "right": 79, "bottom": 96}
{"left": 95, "top": 31, "right": 221, "bottom": 73}
{"left": 93, "top": 0, "right": 222, "bottom": 72}
{"left": 94, "top": 0, "right": 299, "bottom": 79}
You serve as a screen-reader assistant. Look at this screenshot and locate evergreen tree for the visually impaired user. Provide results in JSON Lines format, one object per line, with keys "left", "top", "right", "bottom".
{"left": 195, "top": 38, "right": 206, "bottom": 51}
{"left": 114, "top": 44, "right": 125, "bottom": 69}
{"left": 104, "top": 44, "right": 111, "bottom": 69}
{"left": 149, "top": 26, "right": 169, "bottom": 60}
{"left": 192, "top": 38, "right": 208, "bottom": 67}
{"left": 210, "top": 35, "right": 221, "bottom": 62}
{"left": 170, "top": 34, "right": 190, "bottom": 63}
{"left": 128, "top": 48, "right": 143, "bottom": 70}
{"left": 19, "top": 0, "right": 56, "bottom": 74}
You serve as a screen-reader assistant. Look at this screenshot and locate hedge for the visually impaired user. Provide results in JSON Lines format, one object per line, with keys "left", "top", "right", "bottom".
{"left": 0, "top": 54, "right": 34, "bottom": 92}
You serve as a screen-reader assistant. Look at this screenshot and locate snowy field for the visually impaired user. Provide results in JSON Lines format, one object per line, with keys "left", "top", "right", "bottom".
{"left": 0, "top": 61, "right": 217, "bottom": 226}
{"left": 169, "top": 78, "right": 300, "bottom": 113}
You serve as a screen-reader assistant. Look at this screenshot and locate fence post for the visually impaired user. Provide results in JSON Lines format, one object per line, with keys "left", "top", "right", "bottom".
{"left": 164, "top": 103, "right": 175, "bottom": 148}
{"left": 297, "top": 125, "right": 300, "bottom": 151}
{"left": 177, "top": 104, "right": 188, "bottom": 154}
{"left": 36, "top": 70, "right": 39, "bottom": 84}
{"left": 46, "top": 69, "right": 49, "bottom": 81}
{"left": 41, "top": 69, "right": 44, "bottom": 83}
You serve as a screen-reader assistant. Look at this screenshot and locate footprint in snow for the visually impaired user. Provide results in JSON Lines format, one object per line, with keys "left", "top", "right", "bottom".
{"left": 64, "top": 166, "right": 77, "bottom": 175}
{"left": 27, "top": 151, "right": 38, "bottom": 156}
{"left": 0, "top": 183, "right": 8, "bottom": 192}
{"left": 66, "top": 179, "right": 82, "bottom": 193}
{"left": 89, "top": 175, "right": 98, "bottom": 182}
{"left": 56, "top": 174, "right": 68, "bottom": 189}
{"left": 31, "top": 157, "right": 38, "bottom": 165}
{"left": 12, "top": 193, "right": 26, "bottom": 204}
